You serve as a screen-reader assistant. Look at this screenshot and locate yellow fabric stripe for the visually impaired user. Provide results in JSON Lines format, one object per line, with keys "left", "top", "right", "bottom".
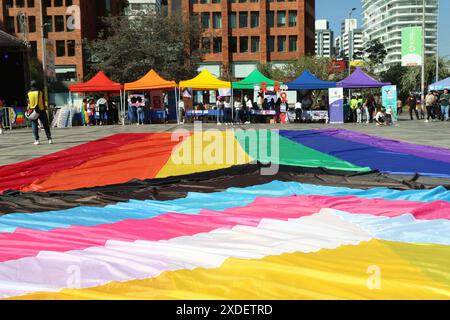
{"left": 13, "top": 240, "right": 450, "bottom": 300}
{"left": 156, "top": 131, "right": 252, "bottom": 178}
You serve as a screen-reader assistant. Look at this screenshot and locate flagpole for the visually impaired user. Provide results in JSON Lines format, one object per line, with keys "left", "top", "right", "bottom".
{"left": 421, "top": 0, "right": 426, "bottom": 111}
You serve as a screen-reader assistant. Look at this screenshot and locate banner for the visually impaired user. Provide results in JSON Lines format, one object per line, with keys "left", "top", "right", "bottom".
{"left": 382, "top": 85, "right": 398, "bottom": 121}
{"left": 45, "top": 39, "right": 56, "bottom": 78}
{"left": 328, "top": 88, "right": 344, "bottom": 124}
{"left": 401, "top": 27, "right": 423, "bottom": 67}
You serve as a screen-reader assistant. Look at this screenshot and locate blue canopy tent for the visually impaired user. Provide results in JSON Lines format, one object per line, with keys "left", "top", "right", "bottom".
{"left": 285, "top": 70, "right": 337, "bottom": 90}
{"left": 429, "top": 77, "right": 450, "bottom": 91}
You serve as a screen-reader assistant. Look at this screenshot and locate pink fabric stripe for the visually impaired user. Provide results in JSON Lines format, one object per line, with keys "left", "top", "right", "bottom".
{"left": 0, "top": 195, "right": 449, "bottom": 262}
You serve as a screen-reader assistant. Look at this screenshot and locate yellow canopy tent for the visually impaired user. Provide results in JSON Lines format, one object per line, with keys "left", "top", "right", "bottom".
{"left": 124, "top": 69, "right": 179, "bottom": 123}
{"left": 179, "top": 69, "right": 231, "bottom": 90}
{"left": 179, "top": 70, "right": 232, "bottom": 124}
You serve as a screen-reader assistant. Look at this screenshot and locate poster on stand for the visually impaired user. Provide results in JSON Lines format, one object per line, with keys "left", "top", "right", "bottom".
{"left": 328, "top": 88, "right": 344, "bottom": 124}
{"left": 382, "top": 85, "right": 398, "bottom": 121}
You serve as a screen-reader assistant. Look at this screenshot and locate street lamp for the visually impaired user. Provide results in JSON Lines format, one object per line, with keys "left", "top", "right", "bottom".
{"left": 348, "top": 8, "right": 357, "bottom": 77}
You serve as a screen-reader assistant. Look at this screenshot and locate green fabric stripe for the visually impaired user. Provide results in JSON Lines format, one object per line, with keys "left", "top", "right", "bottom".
{"left": 235, "top": 130, "right": 371, "bottom": 172}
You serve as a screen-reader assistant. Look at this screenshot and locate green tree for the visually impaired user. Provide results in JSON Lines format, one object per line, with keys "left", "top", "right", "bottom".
{"left": 362, "top": 39, "right": 387, "bottom": 69}
{"left": 87, "top": 13, "right": 203, "bottom": 83}
{"left": 401, "top": 56, "right": 450, "bottom": 95}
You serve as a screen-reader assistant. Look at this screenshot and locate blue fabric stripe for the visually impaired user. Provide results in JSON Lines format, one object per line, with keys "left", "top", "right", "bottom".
{"left": 279, "top": 130, "right": 450, "bottom": 178}
{"left": 0, "top": 181, "right": 449, "bottom": 233}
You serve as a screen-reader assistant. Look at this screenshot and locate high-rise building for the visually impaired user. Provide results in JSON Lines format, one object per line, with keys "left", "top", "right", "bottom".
{"left": 315, "top": 19, "right": 333, "bottom": 58}
{"left": 125, "top": 0, "right": 162, "bottom": 15}
{"left": 0, "top": 0, "right": 126, "bottom": 104}
{"left": 335, "top": 18, "right": 363, "bottom": 61}
{"left": 362, "top": 0, "right": 438, "bottom": 71}
{"left": 168, "top": 0, "right": 315, "bottom": 79}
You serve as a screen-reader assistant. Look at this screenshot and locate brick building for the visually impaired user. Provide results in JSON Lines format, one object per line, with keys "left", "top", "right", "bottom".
{"left": 0, "top": 0, "right": 125, "bottom": 104}
{"left": 168, "top": 0, "right": 315, "bottom": 79}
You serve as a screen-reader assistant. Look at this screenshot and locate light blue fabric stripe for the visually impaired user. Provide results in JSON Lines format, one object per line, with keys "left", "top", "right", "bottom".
{"left": 0, "top": 181, "right": 449, "bottom": 233}
{"left": 333, "top": 210, "right": 450, "bottom": 246}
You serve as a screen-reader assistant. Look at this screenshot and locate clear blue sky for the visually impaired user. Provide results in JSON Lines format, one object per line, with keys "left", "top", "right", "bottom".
{"left": 316, "top": 0, "right": 450, "bottom": 57}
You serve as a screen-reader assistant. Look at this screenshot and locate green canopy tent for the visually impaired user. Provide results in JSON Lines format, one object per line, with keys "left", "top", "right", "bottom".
{"left": 232, "top": 69, "right": 281, "bottom": 90}
{"left": 232, "top": 69, "right": 282, "bottom": 120}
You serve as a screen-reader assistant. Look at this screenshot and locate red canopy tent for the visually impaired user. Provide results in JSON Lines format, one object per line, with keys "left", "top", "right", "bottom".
{"left": 69, "top": 71, "right": 123, "bottom": 93}
{"left": 69, "top": 71, "right": 125, "bottom": 125}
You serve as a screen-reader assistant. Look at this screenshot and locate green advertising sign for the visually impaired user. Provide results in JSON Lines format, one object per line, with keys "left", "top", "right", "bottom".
{"left": 401, "top": 27, "right": 423, "bottom": 67}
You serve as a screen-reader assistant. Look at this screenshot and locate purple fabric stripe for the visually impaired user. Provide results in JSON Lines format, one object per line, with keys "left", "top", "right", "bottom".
{"left": 318, "top": 129, "right": 450, "bottom": 164}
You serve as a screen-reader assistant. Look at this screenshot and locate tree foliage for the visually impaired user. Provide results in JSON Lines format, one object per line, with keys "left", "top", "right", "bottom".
{"left": 86, "top": 13, "right": 203, "bottom": 83}
{"left": 362, "top": 39, "right": 387, "bottom": 68}
{"left": 257, "top": 56, "right": 347, "bottom": 83}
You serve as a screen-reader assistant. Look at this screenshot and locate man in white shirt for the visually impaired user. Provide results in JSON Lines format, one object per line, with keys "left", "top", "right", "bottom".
{"left": 178, "top": 99, "right": 185, "bottom": 124}
{"left": 294, "top": 101, "right": 302, "bottom": 123}
{"left": 245, "top": 96, "right": 253, "bottom": 124}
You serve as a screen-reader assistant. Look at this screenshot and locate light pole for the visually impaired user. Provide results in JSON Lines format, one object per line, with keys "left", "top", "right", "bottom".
{"left": 348, "top": 8, "right": 356, "bottom": 77}
{"left": 39, "top": 0, "right": 49, "bottom": 103}
{"left": 421, "top": 0, "right": 426, "bottom": 111}
{"left": 436, "top": 0, "right": 440, "bottom": 83}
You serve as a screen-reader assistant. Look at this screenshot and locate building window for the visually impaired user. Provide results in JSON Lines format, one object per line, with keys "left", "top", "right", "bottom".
{"left": 288, "top": 11, "right": 297, "bottom": 27}
{"left": 54, "top": 0, "right": 63, "bottom": 6}
{"left": 6, "top": 17, "right": 15, "bottom": 33}
{"left": 230, "top": 36, "right": 237, "bottom": 53}
{"left": 213, "top": 37, "right": 222, "bottom": 53}
{"left": 5, "top": 0, "right": 13, "bottom": 9}
{"left": 28, "top": 16, "right": 36, "bottom": 33}
{"left": 44, "top": 16, "right": 53, "bottom": 33}
{"left": 16, "top": 0, "right": 24, "bottom": 8}
{"left": 268, "top": 36, "right": 275, "bottom": 52}
{"left": 239, "top": 37, "right": 248, "bottom": 53}
{"left": 251, "top": 36, "right": 260, "bottom": 52}
{"left": 67, "top": 40, "right": 76, "bottom": 56}
{"left": 44, "top": 0, "right": 51, "bottom": 7}
{"left": 213, "top": 12, "right": 222, "bottom": 29}
{"left": 66, "top": 0, "right": 73, "bottom": 5}
{"left": 250, "top": 12, "right": 259, "bottom": 28}
{"left": 289, "top": 35, "right": 297, "bottom": 52}
{"left": 201, "top": 13, "right": 210, "bottom": 29}
{"left": 55, "top": 15, "right": 65, "bottom": 32}
{"left": 202, "top": 37, "right": 211, "bottom": 53}
{"left": 56, "top": 40, "right": 66, "bottom": 57}
{"left": 277, "top": 36, "right": 286, "bottom": 52}
{"left": 212, "top": 0, "right": 221, "bottom": 3}
{"left": 229, "top": 13, "right": 236, "bottom": 29}
{"left": 277, "top": 11, "right": 286, "bottom": 27}
{"left": 29, "top": 41, "right": 37, "bottom": 57}
{"left": 239, "top": 12, "right": 248, "bottom": 28}
{"left": 27, "top": 0, "right": 35, "bottom": 7}
{"left": 267, "top": 11, "right": 274, "bottom": 28}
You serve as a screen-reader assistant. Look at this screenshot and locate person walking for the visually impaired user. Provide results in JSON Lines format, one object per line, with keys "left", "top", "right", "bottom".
{"left": 425, "top": 91, "right": 436, "bottom": 123}
{"left": 27, "top": 80, "right": 52, "bottom": 145}
{"left": 407, "top": 94, "right": 419, "bottom": 120}
{"left": 350, "top": 96, "right": 359, "bottom": 122}
{"left": 0, "top": 99, "right": 5, "bottom": 135}
{"left": 224, "top": 98, "right": 232, "bottom": 125}
{"left": 439, "top": 89, "right": 450, "bottom": 121}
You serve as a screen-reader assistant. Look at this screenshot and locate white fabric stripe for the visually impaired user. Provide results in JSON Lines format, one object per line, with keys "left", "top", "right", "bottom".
{"left": 0, "top": 211, "right": 372, "bottom": 298}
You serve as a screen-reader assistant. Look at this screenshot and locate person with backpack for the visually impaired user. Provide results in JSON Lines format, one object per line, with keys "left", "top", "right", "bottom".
{"left": 26, "top": 80, "right": 52, "bottom": 145}
{"left": 96, "top": 95, "right": 108, "bottom": 126}
{"left": 0, "top": 99, "right": 5, "bottom": 135}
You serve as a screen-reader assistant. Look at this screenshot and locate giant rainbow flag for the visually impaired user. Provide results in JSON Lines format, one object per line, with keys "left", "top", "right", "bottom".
{"left": 0, "top": 129, "right": 449, "bottom": 300}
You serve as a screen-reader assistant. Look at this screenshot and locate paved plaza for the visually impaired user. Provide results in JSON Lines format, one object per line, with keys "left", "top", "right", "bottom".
{"left": 0, "top": 115, "right": 449, "bottom": 166}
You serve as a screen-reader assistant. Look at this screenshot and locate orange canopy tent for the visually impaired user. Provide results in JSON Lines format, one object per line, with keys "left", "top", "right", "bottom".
{"left": 69, "top": 71, "right": 123, "bottom": 93}
{"left": 124, "top": 69, "right": 179, "bottom": 124}
{"left": 124, "top": 69, "right": 177, "bottom": 91}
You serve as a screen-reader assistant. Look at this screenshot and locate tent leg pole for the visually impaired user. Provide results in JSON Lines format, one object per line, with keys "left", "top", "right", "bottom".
{"left": 231, "top": 88, "right": 234, "bottom": 124}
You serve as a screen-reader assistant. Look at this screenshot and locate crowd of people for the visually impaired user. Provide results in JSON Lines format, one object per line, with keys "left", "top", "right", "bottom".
{"left": 182, "top": 92, "right": 328, "bottom": 125}
{"left": 80, "top": 95, "right": 120, "bottom": 126}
